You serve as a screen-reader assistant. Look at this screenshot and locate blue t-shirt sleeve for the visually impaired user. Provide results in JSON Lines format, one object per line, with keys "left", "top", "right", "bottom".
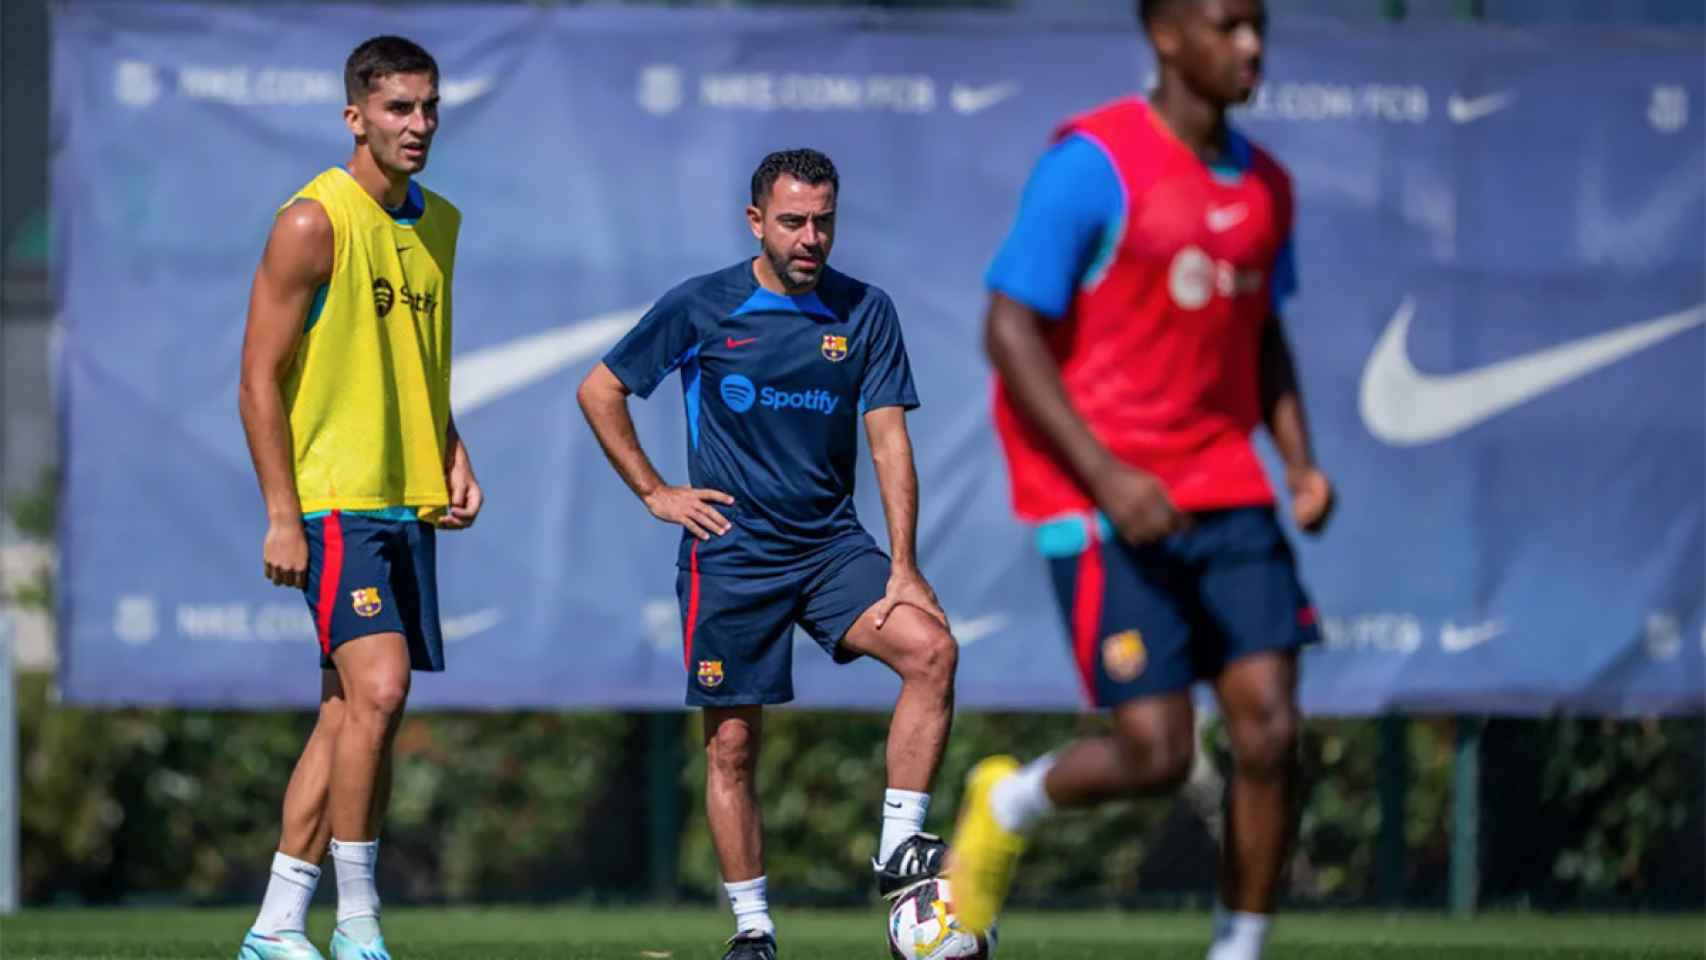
{"left": 602, "top": 285, "right": 703, "bottom": 399}
{"left": 859, "top": 293, "right": 920, "bottom": 414}
{"left": 1271, "top": 237, "right": 1298, "bottom": 311}
{"left": 984, "top": 134, "right": 1123, "bottom": 320}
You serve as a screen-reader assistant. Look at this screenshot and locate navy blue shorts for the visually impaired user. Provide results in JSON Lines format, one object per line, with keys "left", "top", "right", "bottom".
{"left": 1044, "top": 507, "right": 1318, "bottom": 708}
{"left": 677, "top": 538, "right": 890, "bottom": 707}
{"left": 301, "top": 512, "right": 444, "bottom": 672}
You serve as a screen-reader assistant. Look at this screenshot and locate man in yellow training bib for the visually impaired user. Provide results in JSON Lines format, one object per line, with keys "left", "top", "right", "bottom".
{"left": 234, "top": 35, "right": 482, "bottom": 960}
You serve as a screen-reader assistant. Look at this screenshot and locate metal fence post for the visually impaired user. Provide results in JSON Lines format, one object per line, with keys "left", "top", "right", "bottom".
{"left": 0, "top": 611, "right": 18, "bottom": 914}
{"left": 1377, "top": 714, "right": 1409, "bottom": 905}
{"left": 648, "top": 712, "right": 683, "bottom": 901}
{"left": 1450, "top": 716, "right": 1485, "bottom": 916}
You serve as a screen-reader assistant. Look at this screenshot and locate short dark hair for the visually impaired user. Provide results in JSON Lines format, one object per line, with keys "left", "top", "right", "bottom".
{"left": 1139, "top": 0, "right": 1188, "bottom": 25}
{"left": 750, "top": 149, "right": 839, "bottom": 208}
{"left": 344, "top": 36, "right": 438, "bottom": 104}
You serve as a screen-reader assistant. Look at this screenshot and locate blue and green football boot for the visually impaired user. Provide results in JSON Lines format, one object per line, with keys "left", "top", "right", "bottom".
{"left": 236, "top": 929, "right": 325, "bottom": 960}
{"left": 329, "top": 917, "right": 391, "bottom": 960}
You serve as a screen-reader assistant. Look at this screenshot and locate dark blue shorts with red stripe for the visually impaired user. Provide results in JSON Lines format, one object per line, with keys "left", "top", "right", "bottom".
{"left": 301, "top": 511, "right": 444, "bottom": 672}
{"left": 675, "top": 535, "right": 890, "bottom": 707}
{"left": 1045, "top": 507, "right": 1319, "bottom": 708}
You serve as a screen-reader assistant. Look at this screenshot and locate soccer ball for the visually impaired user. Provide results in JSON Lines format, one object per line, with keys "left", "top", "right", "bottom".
{"left": 886, "top": 878, "right": 996, "bottom": 960}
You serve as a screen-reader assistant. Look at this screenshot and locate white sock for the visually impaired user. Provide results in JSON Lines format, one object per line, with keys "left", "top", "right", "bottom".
{"left": 877, "top": 789, "right": 931, "bottom": 864}
{"left": 990, "top": 754, "right": 1057, "bottom": 833}
{"left": 724, "top": 876, "right": 775, "bottom": 937}
{"left": 1206, "top": 904, "right": 1272, "bottom": 960}
{"left": 329, "top": 838, "right": 381, "bottom": 929}
{"left": 252, "top": 851, "right": 320, "bottom": 935}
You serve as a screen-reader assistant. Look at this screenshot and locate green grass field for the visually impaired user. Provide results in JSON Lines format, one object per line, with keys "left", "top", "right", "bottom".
{"left": 4, "top": 907, "right": 1703, "bottom": 960}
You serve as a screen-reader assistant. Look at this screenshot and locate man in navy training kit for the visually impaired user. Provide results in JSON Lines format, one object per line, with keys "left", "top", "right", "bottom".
{"left": 577, "top": 148, "right": 958, "bottom": 960}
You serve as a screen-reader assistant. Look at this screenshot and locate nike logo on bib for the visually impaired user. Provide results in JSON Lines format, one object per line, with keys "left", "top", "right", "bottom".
{"left": 1205, "top": 203, "right": 1248, "bottom": 233}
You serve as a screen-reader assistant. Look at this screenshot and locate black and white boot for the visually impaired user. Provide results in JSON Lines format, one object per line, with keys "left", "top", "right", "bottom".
{"left": 721, "top": 930, "right": 777, "bottom": 960}
{"left": 874, "top": 832, "right": 949, "bottom": 899}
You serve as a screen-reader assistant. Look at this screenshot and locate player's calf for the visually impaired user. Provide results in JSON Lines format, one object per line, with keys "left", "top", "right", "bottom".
{"left": 855, "top": 612, "right": 958, "bottom": 898}
{"left": 1032, "top": 721, "right": 1195, "bottom": 808}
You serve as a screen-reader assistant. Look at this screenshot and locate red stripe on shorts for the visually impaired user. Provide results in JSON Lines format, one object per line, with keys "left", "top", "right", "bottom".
{"left": 682, "top": 539, "right": 701, "bottom": 671}
{"left": 315, "top": 511, "right": 345, "bottom": 656}
{"left": 1070, "top": 522, "right": 1106, "bottom": 707}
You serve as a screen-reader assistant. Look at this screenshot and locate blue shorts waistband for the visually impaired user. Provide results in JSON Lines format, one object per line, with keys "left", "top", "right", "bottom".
{"left": 1035, "top": 511, "right": 1115, "bottom": 558}
{"left": 303, "top": 506, "right": 422, "bottom": 523}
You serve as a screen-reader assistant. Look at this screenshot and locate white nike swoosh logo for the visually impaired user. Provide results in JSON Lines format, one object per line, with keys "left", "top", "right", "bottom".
{"left": 950, "top": 612, "right": 1011, "bottom": 646}
{"left": 1206, "top": 204, "right": 1248, "bottom": 233}
{"left": 452, "top": 306, "right": 646, "bottom": 414}
{"left": 1582, "top": 152, "right": 1702, "bottom": 263}
{"left": 441, "top": 75, "right": 497, "bottom": 108}
{"left": 1447, "top": 91, "right": 1517, "bottom": 124}
{"left": 1360, "top": 299, "right": 1706, "bottom": 446}
{"left": 1440, "top": 619, "right": 1505, "bottom": 654}
{"left": 949, "top": 82, "right": 1021, "bottom": 116}
{"left": 443, "top": 607, "right": 504, "bottom": 642}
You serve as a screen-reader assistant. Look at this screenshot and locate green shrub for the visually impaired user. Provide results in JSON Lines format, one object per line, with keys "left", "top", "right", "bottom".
{"left": 18, "top": 677, "right": 1703, "bottom": 908}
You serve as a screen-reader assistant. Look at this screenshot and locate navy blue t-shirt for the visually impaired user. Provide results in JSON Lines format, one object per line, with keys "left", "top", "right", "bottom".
{"left": 603, "top": 260, "right": 919, "bottom": 573}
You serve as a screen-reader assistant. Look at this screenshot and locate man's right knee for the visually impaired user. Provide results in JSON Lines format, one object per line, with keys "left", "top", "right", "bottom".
{"left": 330, "top": 633, "right": 413, "bottom": 724}
{"left": 706, "top": 716, "right": 760, "bottom": 782}
{"left": 1111, "top": 700, "right": 1195, "bottom": 795}
{"left": 349, "top": 674, "right": 409, "bottom": 722}
{"left": 1111, "top": 730, "right": 1193, "bottom": 794}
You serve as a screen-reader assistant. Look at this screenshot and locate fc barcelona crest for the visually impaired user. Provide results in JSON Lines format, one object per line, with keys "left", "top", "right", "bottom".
{"left": 1101, "top": 629, "right": 1147, "bottom": 682}
{"left": 697, "top": 659, "right": 725, "bottom": 689}
{"left": 350, "top": 587, "right": 383, "bottom": 618}
{"left": 821, "top": 334, "right": 848, "bottom": 362}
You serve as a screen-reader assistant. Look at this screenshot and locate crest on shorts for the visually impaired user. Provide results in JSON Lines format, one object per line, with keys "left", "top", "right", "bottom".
{"left": 1102, "top": 629, "right": 1147, "bottom": 682}
{"left": 697, "top": 659, "right": 725, "bottom": 689}
{"left": 350, "top": 587, "right": 383, "bottom": 618}
{"left": 821, "top": 334, "right": 848, "bottom": 362}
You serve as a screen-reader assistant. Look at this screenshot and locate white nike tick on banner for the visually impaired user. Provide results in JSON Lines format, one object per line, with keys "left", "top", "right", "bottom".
{"left": 1359, "top": 299, "right": 1706, "bottom": 446}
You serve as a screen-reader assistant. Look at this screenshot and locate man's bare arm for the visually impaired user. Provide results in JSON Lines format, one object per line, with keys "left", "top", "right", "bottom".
{"left": 577, "top": 362, "right": 732, "bottom": 541}
{"left": 1260, "top": 315, "right": 1333, "bottom": 533}
{"left": 864, "top": 405, "right": 947, "bottom": 628}
{"left": 984, "top": 290, "right": 1183, "bottom": 544}
{"left": 439, "top": 411, "right": 485, "bottom": 530}
{"left": 864, "top": 405, "right": 922, "bottom": 574}
{"left": 237, "top": 200, "right": 332, "bottom": 586}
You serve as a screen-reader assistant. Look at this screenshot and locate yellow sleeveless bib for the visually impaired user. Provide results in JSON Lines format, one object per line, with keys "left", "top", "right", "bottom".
{"left": 280, "top": 168, "right": 459, "bottom": 519}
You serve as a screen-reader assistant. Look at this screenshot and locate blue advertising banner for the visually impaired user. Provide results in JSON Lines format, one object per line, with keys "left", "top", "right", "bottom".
{"left": 54, "top": 4, "right": 1704, "bottom": 713}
